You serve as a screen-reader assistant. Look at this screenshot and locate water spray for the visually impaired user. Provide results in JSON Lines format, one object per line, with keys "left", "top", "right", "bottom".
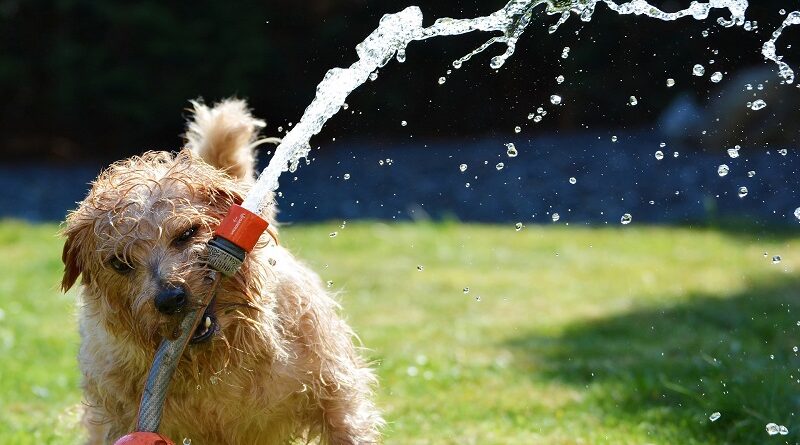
{"left": 109, "top": 0, "right": 800, "bottom": 442}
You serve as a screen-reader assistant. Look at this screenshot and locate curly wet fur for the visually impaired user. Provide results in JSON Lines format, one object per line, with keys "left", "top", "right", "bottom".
{"left": 61, "top": 100, "right": 383, "bottom": 444}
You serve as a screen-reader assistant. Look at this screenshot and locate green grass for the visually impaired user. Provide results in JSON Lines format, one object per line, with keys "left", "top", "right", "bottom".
{"left": 1, "top": 219, "right": 799, "bottom": 444}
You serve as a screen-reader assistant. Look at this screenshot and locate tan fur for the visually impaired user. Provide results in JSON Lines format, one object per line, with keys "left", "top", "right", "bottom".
{"left": 184, "top": 99, "right": 265, "bottom": 182}
{"left": 62, "top": 100, "right": 383, "bottom": 444}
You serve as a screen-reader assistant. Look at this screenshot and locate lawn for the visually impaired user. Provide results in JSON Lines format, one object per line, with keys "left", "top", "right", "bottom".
{"left": 1, "top": 219, "right": 799, "bottom": 444}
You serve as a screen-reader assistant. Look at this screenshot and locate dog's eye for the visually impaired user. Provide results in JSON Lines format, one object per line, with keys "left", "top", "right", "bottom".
{"left": 173, "top": 226, "right": 199, "bottom": 246}
{"left": 108, "top": 257, "right": 133, "bottom": 274}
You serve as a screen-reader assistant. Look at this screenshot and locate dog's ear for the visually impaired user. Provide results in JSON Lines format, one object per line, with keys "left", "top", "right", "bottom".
{"left": 61, "top": 218, "right": 90, "bottom": 292}
{"left": 185, "top": 99, "right": 266, "bottom": 182}
{"left": 61, "top": 234, "right": 81, "bottom": 291}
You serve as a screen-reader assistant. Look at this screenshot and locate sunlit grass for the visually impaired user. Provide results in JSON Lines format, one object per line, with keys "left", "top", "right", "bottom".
{"left": 1, "top": 219, "right": 799, "bottom": 444}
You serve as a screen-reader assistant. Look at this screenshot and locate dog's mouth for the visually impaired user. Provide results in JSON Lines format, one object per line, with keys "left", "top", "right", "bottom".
{"left": 190, "top": 296, "right": 218, "bottom": 344}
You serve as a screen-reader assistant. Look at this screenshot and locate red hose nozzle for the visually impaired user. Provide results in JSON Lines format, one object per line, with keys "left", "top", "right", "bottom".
{"left": 207, "top": 204, "right": 269, "bottom": 275}
{"left": 113, "top": 432, "right": 175, "bottom": 445}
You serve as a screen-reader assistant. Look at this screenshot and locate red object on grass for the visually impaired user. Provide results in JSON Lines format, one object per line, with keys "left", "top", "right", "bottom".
{"left": 215, "top": 204, "right": 269, "bottom": 252}
{"left": 113, "top": 432, "right": 175, "bottom": 445}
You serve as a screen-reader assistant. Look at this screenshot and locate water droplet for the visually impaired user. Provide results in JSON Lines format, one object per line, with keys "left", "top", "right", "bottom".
{"left": 780, "top": 425, "right": 789, "bottom": 436}
{"left": 611, "top": 135, "right": 618, "bottom": 142}
{"left": 727, "top": 146, "right": 740, "bottom": 158}
{"left": 452, "top": 59, "right": 462, "bottom": 69}
{"left": 342, "top": 103, "right": 349, "bottom": 110}
{"left": 780, "top": 8, "right": 786, "bottom": 15}
{"left": 766, "top": 423, "right": 780, "bottom": 436}
{"left": 655, "top": 151, "right": 664, "bottom": 160}
{"left": 710, "top": 71, "right": 723, "bottom": 83}
{"left": 268, "top": 258, "right": 277, "bottom": 266}
{"left": 709, "top": 412, "right": 721, "bottom": 422}
{"left": 438, "top": 76, "right": 446, "bottom": 85}
{"left": 369, "top": 72, "right": 378, "bottom": 81}
{"left": 550, "top": 95, "right": 562, "bottom": 105}
{"left": 717, "top": 164, "right": 730, "bottom": 177}
{"left": 489, "top": 56, "right": 504, "bottom": 69}
{"left": 183, "top": 439, "right": 192, "bottom": 445}
{"left": 533, "top": 115, "right": 543, "bottom": 123}
{"left": 556, "top": 75, "right": 565, "bottom": 84}
{"left": 620, "top": 213, "right": 632, "bottom": 225}
{"left": 343, "top": 173, "right": 351, "bottom": 180}
{"left": 396, "top": 48, "right": 406, "bottom": 63}
{"left": 747, "top": 170, "right": 756, "bottom": 177}
{"left": 772, "top": 255, "right": 782, "bottom": 264}
{"left": 793, "top": 346, "right": 798, "bottom": 352}
{"left": 417, "top": 265, "right": 424, "bottom": 271}
{"left": 505, "top": 143, "right": 518, "bottom": 158}
{"left": 465, "top": 182, "right": 470, "bottom": 188}
{"left": 738, "top": 186, "right": 749, "bottom": 198}
{"left": 702, "top": 30, "right": 710, "bottom": 37}
{"left": 329, "top": 232, "right": 338, "bottom": 238}
{"left": 778, "top": 148, "right": 788, "bottom": 156}
{"left": 326, "top": 280, "right": 334, "bottom": 288}
{"left": 659, "top": 142, "right": 667, "bottom": 148}
{"left": 401, "top": 120, "right": 407, "bottom": 127}
{"left": 693, "top": 64, "right": 705, "bottom": 76}
{"left": 463, "top": 287, "right": 470, "bottom": 294}
{"left": 794, "top": 207, "right": 800, "bottom": 220}
{"left": 666, "top": 78, "right": 676, "bottom": 87}
{"left": 515, "top": 222, "right": 523, "bottom": 231}
{"left": 751, "top": 99, "right": 767, "bottom": 110}
{"left": 551, "top": 213, "right": 560, "bottom": 222}
{"left": 475, "top": 295, "right": 482, "bottom": 302}
{"left": 673, "top": 151, "right": 679, "bottom": 158}
{"left": 569, "top": 177, "right": 577, "bottom": 184}
{"left": 459, "top": 163, "right": 468, "bottom": 172}
{"left": 495, "top": 162, "right": 505, "bottom": 171}
{"left": 514, "top": 126, "right": 522, "bottom": 134}
{"left": 628, "top": 96, "right": 638, "bottom": 106}
{"left": 561, "top": 46, "right": 570, "bottom": 58}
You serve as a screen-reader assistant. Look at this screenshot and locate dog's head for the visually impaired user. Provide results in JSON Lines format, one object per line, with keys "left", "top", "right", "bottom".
{"left": 62, "top": 149, "right": 270, "bottom": 351}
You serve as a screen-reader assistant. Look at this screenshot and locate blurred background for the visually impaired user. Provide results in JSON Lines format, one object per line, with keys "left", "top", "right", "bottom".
{"left": 3, "top": 2, "right": 800, "bottom": 444}
{"left": 1, "top": 0, "right": 798, "bottom": 224}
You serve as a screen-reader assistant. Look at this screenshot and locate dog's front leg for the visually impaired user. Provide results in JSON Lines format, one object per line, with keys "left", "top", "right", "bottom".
{"left": 81, "top": 381, "right": 138, "bottom": 445}
{"left": 319, "top": 389, "right": 383, "bottom": 445}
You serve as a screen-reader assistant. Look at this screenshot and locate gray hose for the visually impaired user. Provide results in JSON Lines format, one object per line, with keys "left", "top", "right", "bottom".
{"left": 135, "top": 271, "right": 220, "bottom": 432}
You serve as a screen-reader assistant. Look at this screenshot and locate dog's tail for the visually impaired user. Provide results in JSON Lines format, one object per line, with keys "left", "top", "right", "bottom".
{"left": 185, "top": 99, "right": 278, "bottom": 181}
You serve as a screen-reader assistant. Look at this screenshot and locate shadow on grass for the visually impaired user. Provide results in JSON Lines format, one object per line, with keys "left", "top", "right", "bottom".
{"left": 506, "top": 276, "right": 800, "bottom": 444}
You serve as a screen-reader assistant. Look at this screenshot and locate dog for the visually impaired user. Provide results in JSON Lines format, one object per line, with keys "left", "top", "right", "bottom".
{"left": 61, "top": 99, "right": 383, "bottom": 444}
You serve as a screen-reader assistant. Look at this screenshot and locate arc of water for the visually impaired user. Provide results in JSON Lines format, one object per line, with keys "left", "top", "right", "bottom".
{"left": 762, "top": 11, "right": 800, "bottom": 85}
{"left": 242, "top": 0, "right": 753, "bottom": 216}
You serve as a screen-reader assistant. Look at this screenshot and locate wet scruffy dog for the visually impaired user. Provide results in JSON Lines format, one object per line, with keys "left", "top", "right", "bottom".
{"left": 61, "top": 100, "right": 383, "bottom": 444}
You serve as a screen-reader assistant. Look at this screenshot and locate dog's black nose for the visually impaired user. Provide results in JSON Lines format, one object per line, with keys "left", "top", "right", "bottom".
{"left": 154, "top": 285, "right": 188, "bottom": 314}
